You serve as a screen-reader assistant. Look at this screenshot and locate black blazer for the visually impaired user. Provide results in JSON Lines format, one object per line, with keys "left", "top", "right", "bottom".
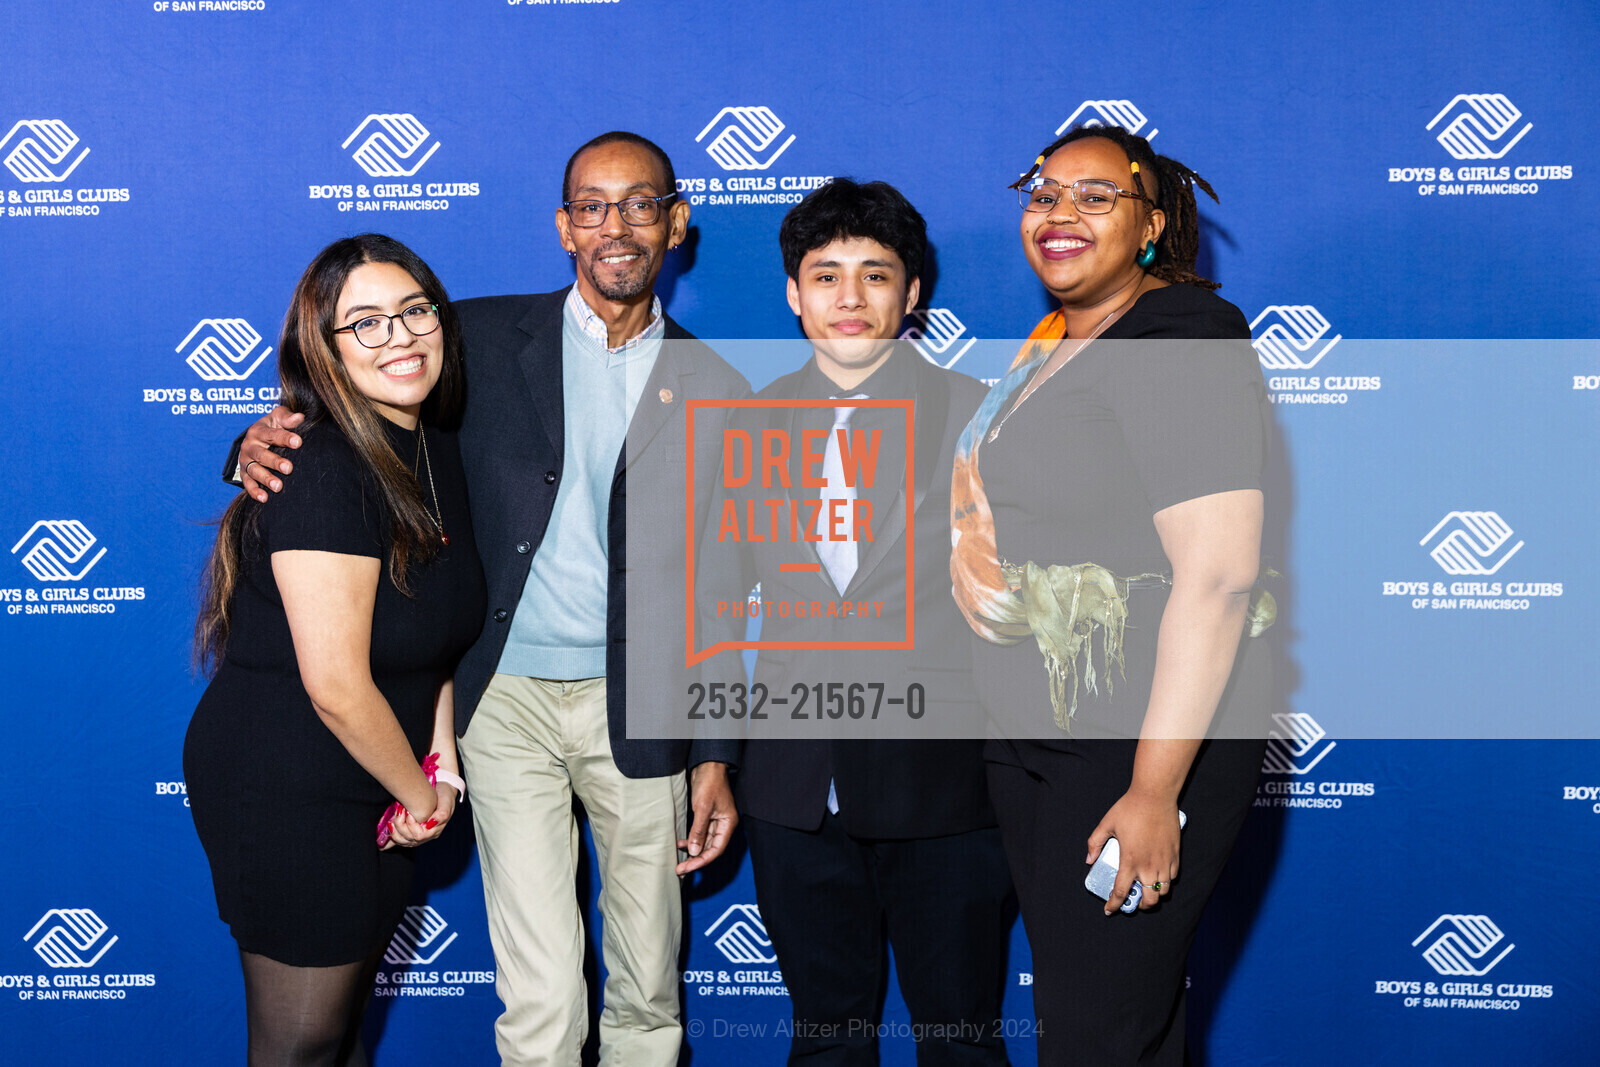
{"left": 726, "top": 347, "right": 997, "bottom": 838}
{"left": 453, "top": 290, "right": 749, "bottom": 778}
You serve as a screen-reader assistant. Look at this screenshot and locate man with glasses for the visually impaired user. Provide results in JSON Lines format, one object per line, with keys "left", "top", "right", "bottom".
{"left": 233, "top": 131, "right": 747, "bottom": 1066}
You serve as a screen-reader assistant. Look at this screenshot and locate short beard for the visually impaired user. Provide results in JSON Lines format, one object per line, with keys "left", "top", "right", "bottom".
{"left": 587, "top": 249, "right": 656, "bottom": 302}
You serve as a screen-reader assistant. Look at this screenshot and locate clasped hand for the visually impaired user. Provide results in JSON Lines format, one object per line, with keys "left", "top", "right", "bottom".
{"left": 380, "top": 785, "right": 456, "bottom": 850}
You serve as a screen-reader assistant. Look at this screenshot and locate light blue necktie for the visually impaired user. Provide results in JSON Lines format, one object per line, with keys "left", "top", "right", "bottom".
{"left": 815, "top": 398, "right": 866, "bottom": 595}
{"left": 819, "top": 395, "right": 866, "bottom": 816}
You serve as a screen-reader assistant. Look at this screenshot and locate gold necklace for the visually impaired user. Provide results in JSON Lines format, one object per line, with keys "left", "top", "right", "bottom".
{"left": 414, "top": 426, "right": 449, "bottom": 546}
{"left": 987, "top": 282, "right": 1147, "bottom": 444}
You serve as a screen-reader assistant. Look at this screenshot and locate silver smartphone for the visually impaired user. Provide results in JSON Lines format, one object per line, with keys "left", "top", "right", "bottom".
{"left": 1084, "top": 810, "right": 1187, "bottom": 913}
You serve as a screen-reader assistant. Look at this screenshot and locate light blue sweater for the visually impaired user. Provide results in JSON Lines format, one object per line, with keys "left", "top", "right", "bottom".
{"left": 495, "top": 290, "right": 662, "bottom": 680}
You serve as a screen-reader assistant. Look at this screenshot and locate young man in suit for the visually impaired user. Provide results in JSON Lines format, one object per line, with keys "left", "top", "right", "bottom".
{"left": 234, "top": 132, "right": 747, "bottom": 1067}
{"left": 713, "top": 179, "right": 1012, "bottom": 1065}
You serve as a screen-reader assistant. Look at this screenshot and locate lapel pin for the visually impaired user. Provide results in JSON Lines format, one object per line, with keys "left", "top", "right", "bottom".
{"left": 659, "top": 388, "right": 673, "bottom": 404}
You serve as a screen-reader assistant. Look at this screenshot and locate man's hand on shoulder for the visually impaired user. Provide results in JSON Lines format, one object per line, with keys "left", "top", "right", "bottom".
{"left": 239, "top": 406, "right": 305, "bottom": 502}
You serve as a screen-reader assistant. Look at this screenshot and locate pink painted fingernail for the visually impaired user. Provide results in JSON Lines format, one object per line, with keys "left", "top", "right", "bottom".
{"left": 424, "top": 818, "right": 438, "bottom": 829}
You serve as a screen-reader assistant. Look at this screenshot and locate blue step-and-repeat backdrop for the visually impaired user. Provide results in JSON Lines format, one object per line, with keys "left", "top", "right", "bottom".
{"left": 3, "top": 1, "right": 1597, "bottom": 1063}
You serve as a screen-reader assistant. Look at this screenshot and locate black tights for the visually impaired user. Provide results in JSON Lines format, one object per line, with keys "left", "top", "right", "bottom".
{"left": 239, "top": 945, "right": 384, "bottom": 1066}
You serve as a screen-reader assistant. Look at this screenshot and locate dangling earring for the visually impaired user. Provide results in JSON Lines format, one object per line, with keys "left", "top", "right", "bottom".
{"left": 1135, "top": 241, "right": 1156, "bottom": 268}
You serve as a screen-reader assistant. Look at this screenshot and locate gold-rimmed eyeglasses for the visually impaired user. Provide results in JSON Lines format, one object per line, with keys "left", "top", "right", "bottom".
{"left": 1018, "top": 178, "right": 1149, "bottom": 214}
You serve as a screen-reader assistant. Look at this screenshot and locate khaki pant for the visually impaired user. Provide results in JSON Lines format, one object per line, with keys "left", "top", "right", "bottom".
{"left": 459, "top": 674, "right": 688, "bottom": 1066}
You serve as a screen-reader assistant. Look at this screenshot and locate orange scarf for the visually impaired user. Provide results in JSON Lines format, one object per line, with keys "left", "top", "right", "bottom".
{"left": 949, "top": 311, "right": 1065, "bottom": 644}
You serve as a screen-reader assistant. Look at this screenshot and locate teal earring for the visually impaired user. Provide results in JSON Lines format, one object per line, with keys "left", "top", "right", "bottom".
{"left": 1135, "top": 241, "right": 1156, "bottom": 268}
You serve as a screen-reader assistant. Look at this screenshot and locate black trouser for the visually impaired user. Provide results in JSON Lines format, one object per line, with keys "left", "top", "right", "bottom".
{"left": 744, "top": 814, "right": 1014, "bottom": 1066}
{"left": 985, "top": 738, "right": 1265, "bottom": 1066}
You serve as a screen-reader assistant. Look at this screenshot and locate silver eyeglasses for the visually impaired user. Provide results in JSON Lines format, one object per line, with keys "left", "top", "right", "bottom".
{"left": 1018, "top": 178, "right": 1149, "bottom": 214}
{"left": 333, "top": 303, "right": 441, "bottom": 349}
{"left": 562, "top": 193, "right": 677, "bottom": 228}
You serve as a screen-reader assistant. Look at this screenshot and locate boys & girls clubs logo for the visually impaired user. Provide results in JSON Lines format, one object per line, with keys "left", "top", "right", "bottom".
{"left": 6, "top": 521, "right": 144, "bottom": 621}
{"left": 5, "top": 908, "right": 156, "bottom": 1003}
{"left": 0, "top": 119, "right": 130, "bottom": 220}
{"left": 1373, "top": 914, "right": 1554, "bottom": 1013}
{"left": 1387, "top": 93, "right": 1573, "bottom": 197}
{"left": 307, "top": 112, "right": 481, "bottom": 215}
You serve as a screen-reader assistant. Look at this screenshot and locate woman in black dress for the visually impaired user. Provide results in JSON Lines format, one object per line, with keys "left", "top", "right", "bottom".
{"left": 950, "top": 127, "right": 1272, "bottom": 1063}
{"left": 187, "top": 234, "right": 485, "bottom": 1066}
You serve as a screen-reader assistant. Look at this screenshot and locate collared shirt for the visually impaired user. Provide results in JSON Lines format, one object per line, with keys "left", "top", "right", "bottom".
{"left": 797, "top": 345, "right": 918, "bottom": 818}
{"left": 564, "top": 284, "right": 665, "bottom": 357}
{"left": 497, "top": 285, "right": 664, "bottom": 681}
{"left": 797, "top": 345, "right": 915, "bottom": 530}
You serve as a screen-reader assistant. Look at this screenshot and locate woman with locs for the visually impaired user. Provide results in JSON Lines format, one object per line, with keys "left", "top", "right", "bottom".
{"left": 951, "top": 125, "right": 1274, "bottom": 1063}
{"left": 186, "top": 234, "right": 485, "bottom": 1065}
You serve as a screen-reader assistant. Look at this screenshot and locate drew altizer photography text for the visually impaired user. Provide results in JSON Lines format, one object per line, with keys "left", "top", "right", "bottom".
{"left": 715, "top": 414, "right": 882, "bottom": 554}
{"left": 684, "top": 397, "right": 916, "bottom": 669}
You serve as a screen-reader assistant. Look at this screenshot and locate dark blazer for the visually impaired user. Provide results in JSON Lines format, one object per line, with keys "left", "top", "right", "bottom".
{"left": 728, "top": 346, "right": 996, "bottom": 838}
{"left": 452, "top": 290, "right": 749, "bottom": 778}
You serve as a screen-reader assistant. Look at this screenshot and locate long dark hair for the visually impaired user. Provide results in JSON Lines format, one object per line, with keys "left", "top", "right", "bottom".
{"left": 195, "top": 234, "right": 465, "bottom": 673}
{"left": 1012, "top": 124, "right": 1221, "bottom": 290}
